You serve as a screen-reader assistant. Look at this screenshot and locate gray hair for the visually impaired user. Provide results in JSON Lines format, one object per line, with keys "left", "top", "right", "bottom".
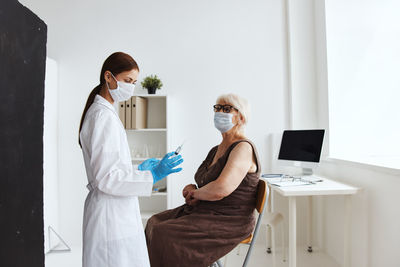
{"left": 216, "top": 93, "right": 250, "bottom": 126}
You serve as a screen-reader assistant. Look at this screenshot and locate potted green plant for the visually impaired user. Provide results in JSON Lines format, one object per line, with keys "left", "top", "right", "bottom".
{"left": 141, "top": 75, "right": 163, "bottom": 94}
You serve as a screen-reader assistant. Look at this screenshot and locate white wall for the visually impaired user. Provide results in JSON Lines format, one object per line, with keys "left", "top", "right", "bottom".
{"left": 21, "top": 1, "right": 400, "bottom": 266}
{"left": 20, "top": 0, "right": 288, "bottom": 246}
{"left": 290, "top": 1, "right": 400, "bottom": 267}
{"left": 317, "top": 160, "right": 400, "bottom": 267}
{"left": 43, "top": 57, "right": 59, "bottom": 252}
{"left": 286, "top": 0, "right": 318, "bottom": 130}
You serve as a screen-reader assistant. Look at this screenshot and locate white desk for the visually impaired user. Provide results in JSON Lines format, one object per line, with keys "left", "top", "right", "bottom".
{"left": 265, "top": 176, "right": 359, "bottom": 267}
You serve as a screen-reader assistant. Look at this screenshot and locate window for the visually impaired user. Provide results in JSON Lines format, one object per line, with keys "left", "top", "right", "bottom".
{"left": 325, "top": 0, "right": 400, "bottom": 169}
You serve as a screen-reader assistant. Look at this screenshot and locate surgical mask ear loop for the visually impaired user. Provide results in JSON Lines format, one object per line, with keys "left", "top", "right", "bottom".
{"left": 234, "top": 113, "right": 241, "bottom": 128}
{"left": 105, "top": 72, "right": 115, "bottom": 90}
{"left": 110, "top": 72, "right": 117, "bottom": 81}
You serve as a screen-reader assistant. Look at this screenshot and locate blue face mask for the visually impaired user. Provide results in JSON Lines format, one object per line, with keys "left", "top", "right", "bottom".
{"left": 214, "top": 112, "right": 235, "bottom": 133}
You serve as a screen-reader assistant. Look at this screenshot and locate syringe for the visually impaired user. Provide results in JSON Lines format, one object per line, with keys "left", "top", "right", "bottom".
{"left": 174, "top": 141, "right": 185, "bottom": 155}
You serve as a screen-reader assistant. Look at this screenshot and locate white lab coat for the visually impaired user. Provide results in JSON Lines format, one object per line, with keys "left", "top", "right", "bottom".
{"left": 80, "top": 95, "right": 153, "bottom": 267}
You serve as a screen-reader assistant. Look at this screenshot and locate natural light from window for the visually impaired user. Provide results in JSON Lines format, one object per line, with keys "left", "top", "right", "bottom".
{"left": 325, "top": 0, "right": 400, "bottom": 169}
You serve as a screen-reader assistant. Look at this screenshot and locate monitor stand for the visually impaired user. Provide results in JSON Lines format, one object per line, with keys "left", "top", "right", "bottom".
{"left": 302, "top": 168, "right": 313, "bottom": 176}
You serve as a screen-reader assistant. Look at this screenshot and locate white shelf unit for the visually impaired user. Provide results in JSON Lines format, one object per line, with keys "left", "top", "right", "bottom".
{"left": 124, "top": 94, "right": 169, "bottom": 226}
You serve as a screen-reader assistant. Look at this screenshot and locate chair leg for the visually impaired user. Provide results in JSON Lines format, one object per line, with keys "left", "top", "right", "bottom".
{"left": 271, "top": 227, "right": 277, "bottom": 267}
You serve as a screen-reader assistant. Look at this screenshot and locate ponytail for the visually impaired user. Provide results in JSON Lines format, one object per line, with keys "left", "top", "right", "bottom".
{"left": 78, "top": 84, "right": 102, "bottom": 148}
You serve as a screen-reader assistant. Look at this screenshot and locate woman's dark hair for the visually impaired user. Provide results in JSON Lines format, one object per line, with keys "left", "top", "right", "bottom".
{"left": 78, "top": 52, "right": 139, "bottom": 147}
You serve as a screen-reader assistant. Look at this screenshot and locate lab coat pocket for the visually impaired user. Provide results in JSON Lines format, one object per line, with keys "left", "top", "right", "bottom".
{"left": 106, "top": 197, "right": 139, "bottom": 241}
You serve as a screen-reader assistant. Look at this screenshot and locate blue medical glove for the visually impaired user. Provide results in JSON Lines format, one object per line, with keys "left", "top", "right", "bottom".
{"left": 151, "top": 151, "right": 183, "bottom": 184}
{"left": 138, "top": 158, "right": 161, "bottom": 171}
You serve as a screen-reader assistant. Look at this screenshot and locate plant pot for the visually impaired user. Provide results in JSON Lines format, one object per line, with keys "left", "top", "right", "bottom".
{"left": 147, "top": 88, "right": 157, "bottom": 94}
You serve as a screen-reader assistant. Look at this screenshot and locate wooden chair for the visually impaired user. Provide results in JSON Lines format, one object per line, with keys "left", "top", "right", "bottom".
{"left": 213, "top": 179, "right": 268, "bottom": 267}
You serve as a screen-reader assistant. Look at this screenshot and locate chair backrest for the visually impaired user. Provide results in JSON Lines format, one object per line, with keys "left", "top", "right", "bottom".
{"left": 255, "top": 179, "right": 268, "bottom": 213}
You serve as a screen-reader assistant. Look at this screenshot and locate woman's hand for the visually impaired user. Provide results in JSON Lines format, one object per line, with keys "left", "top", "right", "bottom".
{"left": 182, "top": 184, "right": 197, "bottom": 198}
{"left": 182, "top": 184, "right": 199, "bottom": 206}
{"left": 186, "top": 190, "right": 200, "bottom": 206}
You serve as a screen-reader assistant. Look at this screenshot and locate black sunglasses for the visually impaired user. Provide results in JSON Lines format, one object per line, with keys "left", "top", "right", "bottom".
{"left": 213, "top": 104, "right": 238, "bottom": 113}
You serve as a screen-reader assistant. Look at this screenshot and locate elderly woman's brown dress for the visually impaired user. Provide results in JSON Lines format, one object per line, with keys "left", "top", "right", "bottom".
{"left": 145, "top": 140, "right": 261, "bottom": 267}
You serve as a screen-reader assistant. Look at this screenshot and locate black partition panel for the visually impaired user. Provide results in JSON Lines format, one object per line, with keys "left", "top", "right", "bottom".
{"left": 0, "top": 0, "right": 47, "bottom": 266}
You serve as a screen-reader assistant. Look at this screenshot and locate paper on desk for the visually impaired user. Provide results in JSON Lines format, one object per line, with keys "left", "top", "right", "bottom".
{"left": 269, "top": 181, "right": 312, "bottom": 187}
{"left": 262, "top": 177, "right": 284, "bottom": 183}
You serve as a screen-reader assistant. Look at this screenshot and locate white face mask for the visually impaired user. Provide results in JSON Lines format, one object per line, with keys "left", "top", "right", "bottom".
{"left": 214, "top": 112, "right": 235, "bottom": 133}
{"left": 107, "top": 73, "right": 135, "bottom": 102}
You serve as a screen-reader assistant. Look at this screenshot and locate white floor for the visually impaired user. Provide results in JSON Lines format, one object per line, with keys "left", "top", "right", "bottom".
{"left": 221, "top": 244, "right": 340, "bottom": 267}
{"left": 45, "top": 243, "right": 340, "bottom": 267}
{"left": 45, "top": 245, "right": 81, "bottom": 267}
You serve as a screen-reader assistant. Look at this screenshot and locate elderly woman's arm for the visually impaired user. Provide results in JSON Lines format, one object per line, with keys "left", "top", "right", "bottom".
{"left": 191, "top": 142, "right": 254, "bottom": 201}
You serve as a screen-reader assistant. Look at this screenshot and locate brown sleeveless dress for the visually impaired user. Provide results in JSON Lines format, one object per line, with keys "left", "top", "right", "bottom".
{"left": 145, "top": 140, "right": 261, "bottom": 267}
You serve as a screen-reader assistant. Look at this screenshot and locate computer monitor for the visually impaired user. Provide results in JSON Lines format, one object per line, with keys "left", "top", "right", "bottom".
{"left": 277, "top": 129, "right": 325, "bottom": 175}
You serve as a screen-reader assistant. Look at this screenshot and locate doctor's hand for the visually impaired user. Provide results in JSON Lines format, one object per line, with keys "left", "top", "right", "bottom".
{"left": 151, "top": 151, "right": 183, "bottom": 184}
{"left": 138, "top": 158, "right": 160, "bottom": 171}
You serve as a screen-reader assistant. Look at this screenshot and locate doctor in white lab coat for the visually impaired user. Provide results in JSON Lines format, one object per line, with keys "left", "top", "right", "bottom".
{"left": 78, "top": 52, "right": 183, "bottom": 267}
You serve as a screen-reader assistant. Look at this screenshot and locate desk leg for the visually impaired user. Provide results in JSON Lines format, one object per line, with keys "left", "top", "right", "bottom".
{"left": 267, "top": 188, "right": 274, "bottom": 253}
{"left": 289, "top": 196, "right": 297, "bottom": 267}
{"left": 344, "top": 195, "right": 351, "bottom": 267}
{"left": 307, "top": 196, "right": 313, "bottom": 252}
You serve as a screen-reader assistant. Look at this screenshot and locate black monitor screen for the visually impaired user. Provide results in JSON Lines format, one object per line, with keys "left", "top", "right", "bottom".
{"left": 278, "top": 130, "right": 325, "bottom": 163}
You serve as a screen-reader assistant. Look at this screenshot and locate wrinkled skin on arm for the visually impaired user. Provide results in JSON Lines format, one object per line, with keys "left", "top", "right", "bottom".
{"left": 190, "top": 142, "right": 255, "bottom": 202}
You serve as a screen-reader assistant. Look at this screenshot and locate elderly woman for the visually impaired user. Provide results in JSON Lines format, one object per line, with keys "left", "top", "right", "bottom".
{"left": 145, "top": 94, "right": 260, "bottom": 267}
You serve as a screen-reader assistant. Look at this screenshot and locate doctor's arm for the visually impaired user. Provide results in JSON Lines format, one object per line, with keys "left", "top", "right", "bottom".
{"left": 190, "top": 142, "right": 253, "bottom": 201}
{"left": 89, "top": 113, "right": 153, "bottom": 197}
